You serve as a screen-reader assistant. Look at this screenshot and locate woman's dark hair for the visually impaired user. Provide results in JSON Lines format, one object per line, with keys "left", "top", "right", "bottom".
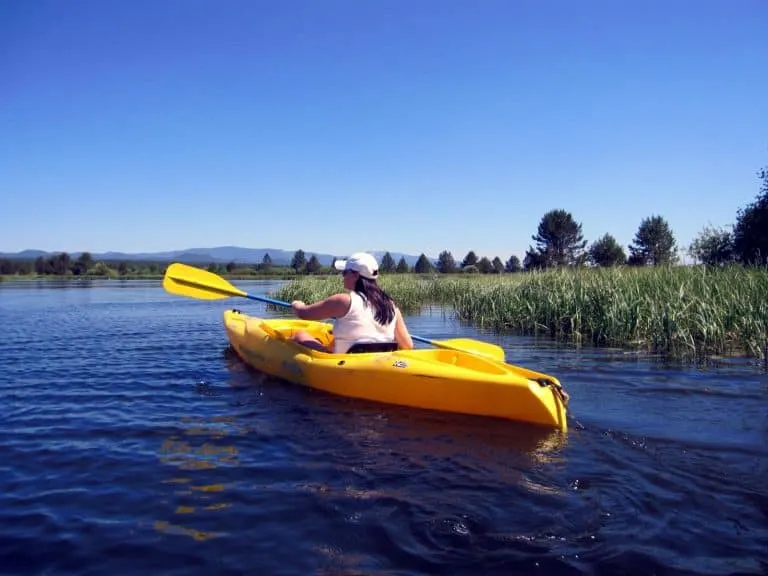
{"left": 354, "top": 276, "right": 395, "bottom": 325}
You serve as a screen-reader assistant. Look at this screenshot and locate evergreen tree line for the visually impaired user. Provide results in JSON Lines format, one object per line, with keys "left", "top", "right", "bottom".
{"left": 350, "top": 162, "right": 768, "bottom": 274}
{"left": 0, "top": 252, "right": 307, "bottom": 277}
{"left": 3, "top": 163, "right": 767, "bottom": 277}
{"left": 518, "top": 163, "right": 768, "bottom": 270}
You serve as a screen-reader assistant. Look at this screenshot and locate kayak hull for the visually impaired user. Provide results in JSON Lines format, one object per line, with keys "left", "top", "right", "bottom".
{"left": 223, "top": 309, "right": 568, "bottom": 431}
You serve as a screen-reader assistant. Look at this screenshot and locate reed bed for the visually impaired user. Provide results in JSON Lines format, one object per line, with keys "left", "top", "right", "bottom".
{"left": 273, "top": 266, "right": 768, "bottom": 359}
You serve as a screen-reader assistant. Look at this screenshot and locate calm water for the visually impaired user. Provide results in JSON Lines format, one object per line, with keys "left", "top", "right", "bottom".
{"left": 1, "top": 279, "right": 766, "bottom": 576}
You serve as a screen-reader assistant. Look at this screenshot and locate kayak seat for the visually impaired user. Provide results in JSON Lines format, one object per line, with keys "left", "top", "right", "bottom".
{"left": 346, "top": 342, "right": 399, "bottom": 354}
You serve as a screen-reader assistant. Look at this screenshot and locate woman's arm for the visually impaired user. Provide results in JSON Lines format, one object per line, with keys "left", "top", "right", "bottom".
{"left": 291, "top": 293, "right": 350, "bottom": 321}
{"left": 394, "top": 308, "right": 414, "bottom": 350}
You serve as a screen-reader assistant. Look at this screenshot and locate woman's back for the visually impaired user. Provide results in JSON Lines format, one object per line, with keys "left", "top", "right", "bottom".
{"left": 332, "top": 292, "right": 397, "bottom": 353}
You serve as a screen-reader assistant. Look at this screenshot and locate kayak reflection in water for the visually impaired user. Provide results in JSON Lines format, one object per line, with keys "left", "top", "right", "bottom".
{"left": 289, "top": 252, "right": 414, "bottom": 354}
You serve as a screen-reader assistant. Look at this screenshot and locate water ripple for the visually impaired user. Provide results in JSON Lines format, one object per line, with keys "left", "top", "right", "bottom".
{"left": 1, "top": 281, "right": 766, "bottom": 575}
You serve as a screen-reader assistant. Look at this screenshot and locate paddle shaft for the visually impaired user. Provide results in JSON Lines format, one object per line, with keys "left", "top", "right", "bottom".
{"left": 241, "top": 292, "right": 291, "bottom": 308}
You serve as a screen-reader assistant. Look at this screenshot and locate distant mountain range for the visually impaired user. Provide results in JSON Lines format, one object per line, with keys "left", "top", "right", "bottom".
{"left": 0, "top": 246, "right": 428, "bottom": 267}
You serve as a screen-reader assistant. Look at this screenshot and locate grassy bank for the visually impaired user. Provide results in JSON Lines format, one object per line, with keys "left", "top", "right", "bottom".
{"left": 273, "top": 266, "right": 768, "bottom": 359}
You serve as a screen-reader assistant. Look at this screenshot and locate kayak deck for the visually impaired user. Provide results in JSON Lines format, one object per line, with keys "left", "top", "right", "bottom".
{"left": 223, "top": 309, "right": 569, "bottom": 431}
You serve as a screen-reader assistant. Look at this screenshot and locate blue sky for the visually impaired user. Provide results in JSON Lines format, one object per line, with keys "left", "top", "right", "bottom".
{"left": 2, "top": 0, "right": 767, "bottom": 261}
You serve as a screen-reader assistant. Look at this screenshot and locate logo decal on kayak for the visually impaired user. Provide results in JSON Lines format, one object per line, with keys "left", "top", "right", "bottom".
{"left": 282, "top": 359, "right": 305, "bottom": 380}
{"left": 393, "top": 360, "right": 408, "bottom": 368}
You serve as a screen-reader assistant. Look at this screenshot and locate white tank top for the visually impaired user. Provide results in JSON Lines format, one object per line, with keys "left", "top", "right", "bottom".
{"left": 332, "top": 291, "right": 397, "bottom": 353}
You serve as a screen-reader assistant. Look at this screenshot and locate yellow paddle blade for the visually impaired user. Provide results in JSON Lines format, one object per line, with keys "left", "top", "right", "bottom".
{"left": 163, "top": 262, "right": 247, "bottom": 300}
{"left": 432, "top": 338, "right": 506, "bottom": 362}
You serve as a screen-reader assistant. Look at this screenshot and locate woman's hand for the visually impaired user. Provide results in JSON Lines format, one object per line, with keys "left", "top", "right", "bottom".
{"left": 291, "top": 300, "right": 307, "bottom": 315}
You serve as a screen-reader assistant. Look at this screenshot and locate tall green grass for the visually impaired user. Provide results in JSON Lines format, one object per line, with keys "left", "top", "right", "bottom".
{"left": 273, "top": 266, "right": 768, "bottom": 359}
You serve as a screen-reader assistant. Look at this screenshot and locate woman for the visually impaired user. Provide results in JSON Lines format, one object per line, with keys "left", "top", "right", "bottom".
{"left": 290, "top": 252, "right": 414, "bottom": 353}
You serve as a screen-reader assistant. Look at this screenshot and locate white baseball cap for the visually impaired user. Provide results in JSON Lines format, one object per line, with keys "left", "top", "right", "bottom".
{"left": 333, "top": 252, "right": 379, "bottom": 280}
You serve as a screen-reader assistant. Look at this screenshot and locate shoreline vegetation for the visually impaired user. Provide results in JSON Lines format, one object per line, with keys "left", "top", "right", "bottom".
{"left": 3, "top": 259, "right": 767, "bottom": 361}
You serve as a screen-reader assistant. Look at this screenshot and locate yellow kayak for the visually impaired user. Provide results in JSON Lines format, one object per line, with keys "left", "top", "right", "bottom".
{"left": 223, "top": 309, "right": 569, "bottom": 431}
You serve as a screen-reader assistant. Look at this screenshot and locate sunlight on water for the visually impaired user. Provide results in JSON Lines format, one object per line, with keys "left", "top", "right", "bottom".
{"left": 153, "top": 415, "right": 247, "bottom": 541}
